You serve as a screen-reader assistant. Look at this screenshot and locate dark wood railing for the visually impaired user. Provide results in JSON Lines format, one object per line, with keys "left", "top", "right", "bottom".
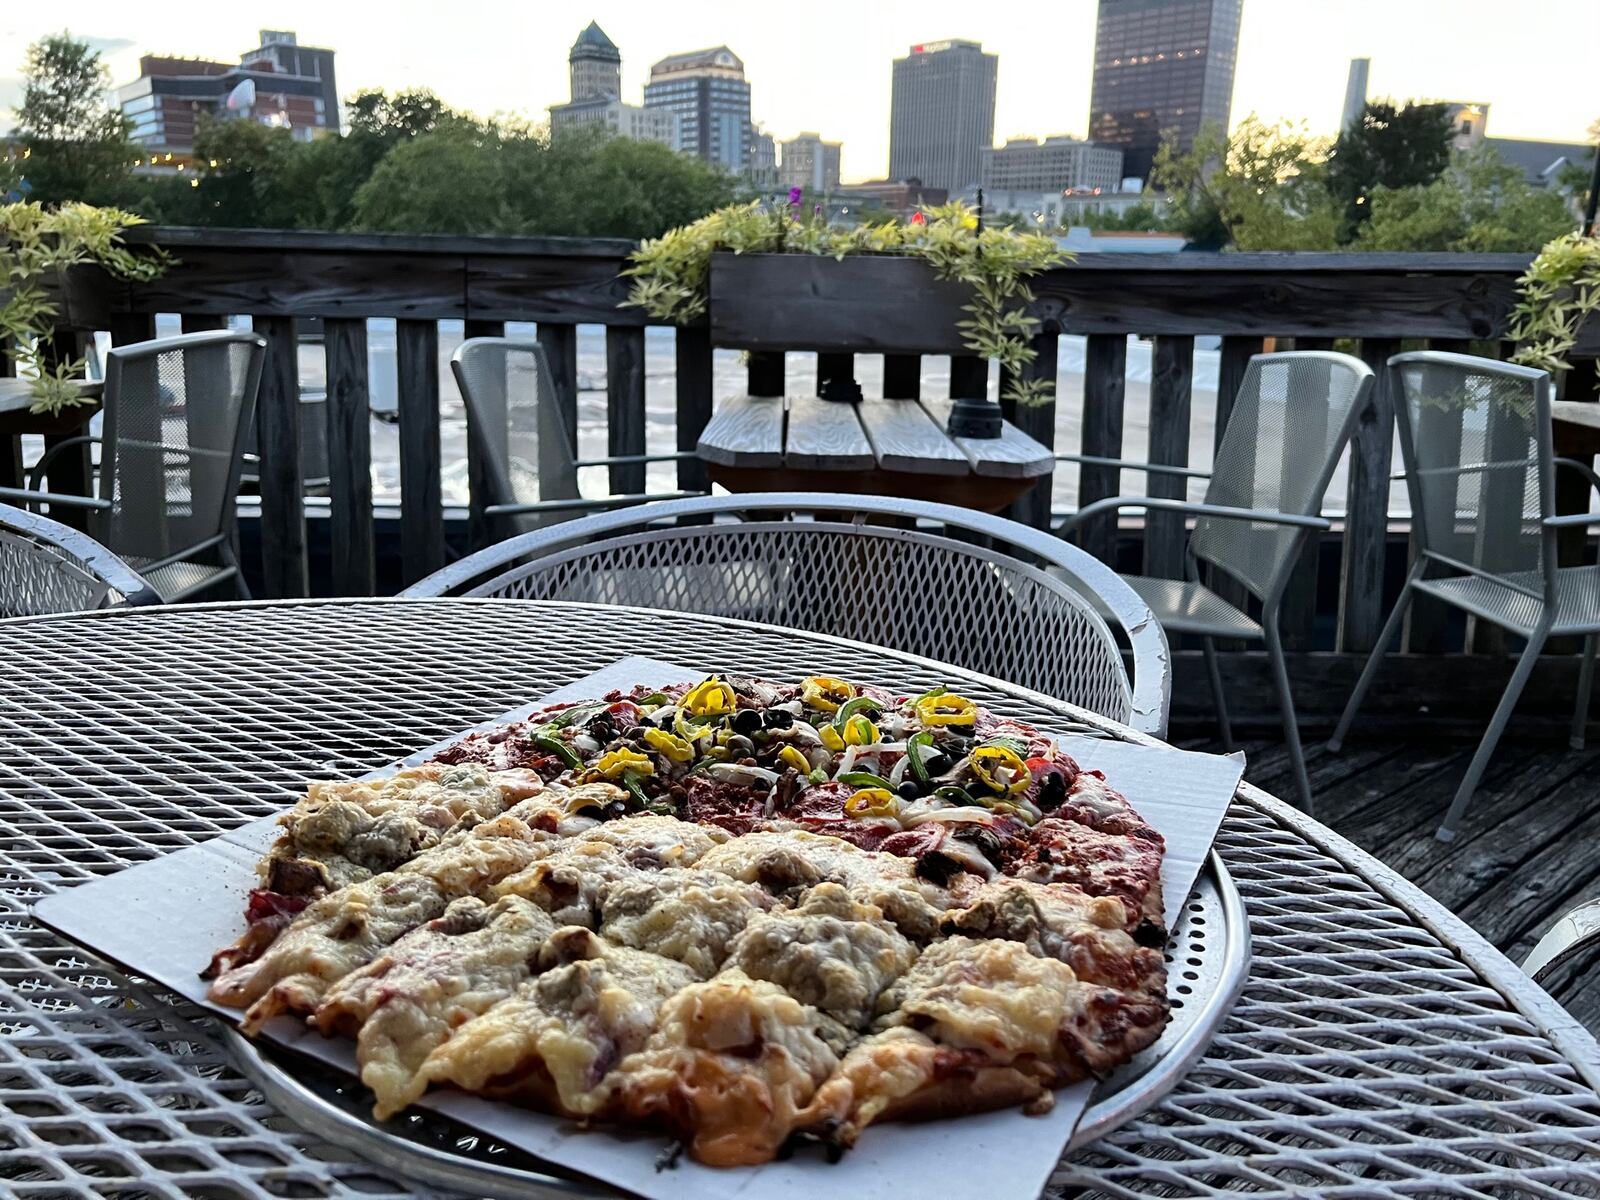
{"left": 52, "top": 227, "right": 1596, "bottom": 731}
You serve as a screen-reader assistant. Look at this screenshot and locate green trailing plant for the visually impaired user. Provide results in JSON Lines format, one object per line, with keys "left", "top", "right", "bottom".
{"left": 0, "top": 201, "right": 169, "bottom": 415}
{"left": 624, "top": 198, "right": 1068, "bottom": 407}
{"left": 1508, "top": 231, "right": 1600, "bottom": 375}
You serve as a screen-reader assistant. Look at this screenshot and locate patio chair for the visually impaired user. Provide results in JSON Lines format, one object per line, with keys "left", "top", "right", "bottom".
{"left": 0, "top": 330, "right": 266, "bottom": 603}
{"left": 400, "top": 492, "right": 1171, "bottom": 735}
{"left": 452, "top": 337, "right": 702, "bottom": 540}
{"left": 1524, "top": 898, "right": 1600, "bottom": 984}
{"left": 1057, "top": 351, "right": 1376, "bottom": 811}
{"left": 0, "top": 501, "right": 161, "bottom": 617}
{"left": 1329, "top": 351, "right": 1600, "bottom": 842}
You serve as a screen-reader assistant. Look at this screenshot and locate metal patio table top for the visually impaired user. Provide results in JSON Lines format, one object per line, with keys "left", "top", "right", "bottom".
{"left": 4, "top": 597, "right": 1600, "bottom": 1200}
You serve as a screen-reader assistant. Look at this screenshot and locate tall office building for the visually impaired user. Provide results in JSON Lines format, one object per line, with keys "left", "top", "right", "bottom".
{"left": 644, "top": 47, "right": 752, "bottom": 173}
{"left": 550, "top": 22, "right": 677, "bottom": 147}
{"left": 118, "top": 30, "right": 338, "bottom": 155}
{"left": 568, "top": 21, "right": 622, "bottom": 100}
{"left": 981, "top": 136, "right": 1124, "bottom": 193}
{"left": 749, "top": 127, "right": 778, "bottom": 186}
{"left": 779, "top": 133, "right": 842, "bottom": 192}
{"left": 888, "top": 40, "right": 997, "bottom": 192}
{"left": 1340, "top": 57, "right": 1369, "bottom": 131}
{"left": 1088, "top": 0, "right": 1243, "bottom": 181}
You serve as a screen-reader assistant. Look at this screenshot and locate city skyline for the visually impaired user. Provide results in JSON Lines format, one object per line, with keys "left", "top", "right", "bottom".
{"left": 3, "top": 0, "right": 1597, "bottom": 185}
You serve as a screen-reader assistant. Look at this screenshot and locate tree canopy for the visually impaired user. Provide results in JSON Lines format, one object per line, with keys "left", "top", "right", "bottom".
{"left": 1326, "top": 101, "right": 1454, "bottom": 237}
{"left": 10, "top": 33, "right": 134, "bottom": 207}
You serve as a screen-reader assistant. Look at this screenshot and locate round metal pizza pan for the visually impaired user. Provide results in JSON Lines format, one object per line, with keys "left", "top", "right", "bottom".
{"left": 223, "top": 851, "right": 1249, "bottom": 1199}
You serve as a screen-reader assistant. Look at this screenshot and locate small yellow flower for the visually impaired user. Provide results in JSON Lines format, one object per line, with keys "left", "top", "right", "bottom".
{"left": 961, "top": 214, "right": 978, "bottom": 230}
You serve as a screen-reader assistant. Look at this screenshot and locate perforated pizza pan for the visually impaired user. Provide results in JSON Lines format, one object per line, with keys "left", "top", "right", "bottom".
{"left": 222, "top": 851, "right": 1249, "bottom": 1199}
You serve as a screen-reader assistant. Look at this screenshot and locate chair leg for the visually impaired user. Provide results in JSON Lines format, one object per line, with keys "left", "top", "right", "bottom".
{"left": 1572, "top": 633, "right": 1597, "bottom": 752}
{"left": 222, "top": 544, "right": 252, "bottom": 601}
{"left": 1201, "top": 637, "right": 1234, "bottom": 752}
{"left": 1436, "top": 624, "right": 1551, "bottom": 842}
{"left": 1262, "top": 615, "right": 1313, "bottom": 814}
{"left": 1327, "top": 581, "right": 1415, "bottom": 754}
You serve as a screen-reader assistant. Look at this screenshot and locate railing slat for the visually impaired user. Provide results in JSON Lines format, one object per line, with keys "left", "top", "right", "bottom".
{"left": 1077, "top": 334, "right": 1126, "bottom": 564}
{"left": 1402, "top": 339, "right": 1470, "bottom": 652}
{"left": 606, "top": 326, "right": 647, "bottom": 496}
{"left": 817, "top": 352, "right": 854, "bottom": 389}
{"left": 536, "top": 322, "right": 579, "bottom": 457}
{"left": 254, "top": 315, "right": 307, "bottom": 597}
{"left": 1339, "top": 338, "right": 1399, "bottom": 652}
{"left": 748, "top": 352, "right": 784, "bottom": 397}
{"left": 883, "top": 354, "right": 920, "bottom": 400}
{"left": 396, "top": 318, "right": 444, "bottom": 584}
{"left": 1003, "top": 328, "right": 1059, "bottom": 530}
{"left": 461, "top": 319, "right": 505, "bottom": 551}
{"left": 949, "top": 356, "right": 988, "bottom": 400}
{"left": 1209, "top": 336, "right": 1262, "bottom": 642}
{"left": 1278, "top": 337, "right": 1334, "bottom": 649}
{"left": 323, "top": 318, "right": 374, "bottom": 595}
{"left": 675, "top": 325, "right": 712, "bottom": 492}
{"left": 1144, "top": 335, "right": 1193, "bottom": 578}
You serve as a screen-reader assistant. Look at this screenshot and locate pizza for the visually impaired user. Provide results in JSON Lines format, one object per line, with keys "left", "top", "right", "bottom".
{"left": 206, "top": 674, "right": 1169, "bottom": 1167}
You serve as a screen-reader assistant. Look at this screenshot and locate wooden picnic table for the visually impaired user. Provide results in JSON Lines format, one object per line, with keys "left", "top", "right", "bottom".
{"left": 695, "top": 393, "right": 1052, "bottom": 513}
{"left": 0, "top": 379, "right": 103, "bottom": 527}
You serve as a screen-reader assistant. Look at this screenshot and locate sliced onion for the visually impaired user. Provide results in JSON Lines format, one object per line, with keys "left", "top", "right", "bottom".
{"left": 706, "top": 762, "right": 780, "bottom": 786}
{"left": 933, "top": 837, "right": 997, "bottom": 878}
{"left": 902, "top": 807, "right": 999, "bottom": 827}
{"left": 838, "top": 745, "right": 860, "bottom": 775}
{"left": 889, "top": 755, "right": 912, "bottom": 787}
{"left": 570, "top": 734, "right": 601, "bottom": 755}
{"left": 778, "top": 722, "right": 823, "bottom": 745}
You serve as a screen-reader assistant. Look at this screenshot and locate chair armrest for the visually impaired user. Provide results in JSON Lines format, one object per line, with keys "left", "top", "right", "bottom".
{"left": 1523, "top": 898, "right": 1600, "bottom": 983}
{"left": 1057, "top": 495, "right": 1330, "bottom": 533}
{"left": 1543, "top": 512, "right": 1600, "bottom": 529}
{"left": 485, "top": 490, "right": 706, "bottom": 517}
{"left": 1554, "top": 456, "right": 1600, "bottom": 496}
{"left": 26, "top": 435, "right": 100, "bottom": 491}
{"left": 574, "top": 451, "right": 697, "bottom": 468}
{"left": 1054, "top": 454, "right": 1213, "bottom": 481}
{"left": 0, "top": 485, "right": 111, "bottom": 511}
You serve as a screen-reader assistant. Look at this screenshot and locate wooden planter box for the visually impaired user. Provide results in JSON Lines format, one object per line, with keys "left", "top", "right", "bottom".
{"left": 0, "top": 263, "right": 113, "bottom": 333}
{"left": 708, "top": 252, "right": 977, "bottom": 354}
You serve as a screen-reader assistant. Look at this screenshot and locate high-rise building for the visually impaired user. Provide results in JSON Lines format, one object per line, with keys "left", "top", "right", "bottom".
{"left": 981, "top": 136, "right": 1124, "bottom": 193}
{"left": 644, "top": 46, "right": 752, "bottom": 174}
{"left": 749, "top": 126, "right": 778, "bottom": 186}
{"left": 549, "top": 22, "right": 677, "bottom": 147}
{"left": 1088, "top": 0, "right": 1243, "bottom": 181}
{"left": 117, "top": 30, "right": 338, "bottom": 155}
{"left": 888, "top": 40, "right": 997, "bottom": 192}
{"left": 568, "top": 21, "right": 621, "bottom": 100}
{"left": 1443, "top": 101, "right": 1490, "bottom": 151}
{"left": 778, "top": 133, "right": 842, "bottom": 193}
{"left": 1341, "top": 58, "right": 1369, "bottom": 132}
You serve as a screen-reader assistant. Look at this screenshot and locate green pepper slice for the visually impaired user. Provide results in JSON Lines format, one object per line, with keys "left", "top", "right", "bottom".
{"left": 532, "top": 732, "right": 582, "bottom": 769}
{"left": 833, "top": 695, "right": 883, "bottom": 731}
{"left": 906, "top": 731, "right": 935, "bottom": 785}
{"left": 838, "top": 770, "right": 892, "bottom": 789}
{"left": 620, "top": 771, "right": 652, "bottom": 810}
{"left": 807, "top": 767, "right": 830, "bottom": 784}
{"left": 932, "top": 784, "right": 976, "bottom": 806}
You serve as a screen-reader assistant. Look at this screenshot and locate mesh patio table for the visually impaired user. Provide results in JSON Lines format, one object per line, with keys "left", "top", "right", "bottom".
{"left": 4, "top": 597, "right": 1600, "bottom": 1200}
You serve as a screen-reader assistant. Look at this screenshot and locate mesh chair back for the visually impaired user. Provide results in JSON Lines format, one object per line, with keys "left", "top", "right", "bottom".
{"left": 1190, "top": 351, "right": 1373, "bottom": 601}
{"left": 99, "top": 332, "right": 264, "bottom": 563}
{"left": 1390, "top": 351, "right": 1553, "bottom": 583}
{"left": 404, "top": 494, "right": 1172, "bottom": 731}
{"left": 0, "top": 502, "right": 158, "bottom": 617}
{"left": 452, "top": 338, "right": 577, "bottom": 536}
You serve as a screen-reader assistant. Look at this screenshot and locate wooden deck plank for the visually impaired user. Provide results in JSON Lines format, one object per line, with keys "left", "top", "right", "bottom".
{"left": 856, "top": 398, "right": 968, "bottom": 476}
{"left": 783, "top": 394, "right": 875, "bottom": 471}
{"left": 917, "top": 398, "right": 1054, "bottom": 479}
{"left": 696, "top": 394, "right": 786, "bottom": 468}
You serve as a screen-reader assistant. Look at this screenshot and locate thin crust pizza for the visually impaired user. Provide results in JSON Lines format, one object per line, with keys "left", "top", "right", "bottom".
{"left": 206, "top": 674, "right": 1169, "bottom": 1167}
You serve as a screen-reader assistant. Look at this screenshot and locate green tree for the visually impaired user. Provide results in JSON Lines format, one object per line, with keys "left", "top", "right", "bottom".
{"left": 12, "top": 33, "right": 134, "bottom": 206}
{"left": 1072, "top": 201, "right": 1169, "bottom": 232}
{"left": 1152, "top": 117, "right": 1340, "bottom": 250}
{"left": 1325, "top": 100, "right": 1453, "bottom": 239}
{"left": 349, "top": 123, "right": 513, "bottom": 234}
{"left": 1358, "top": 147, "right": 1575, "bottom": 252}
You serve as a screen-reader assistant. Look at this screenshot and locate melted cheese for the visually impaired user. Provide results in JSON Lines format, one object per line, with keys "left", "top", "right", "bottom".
{"left": 598, "top": 868, "right": 771, "bottom": 978}
{"left": 314, "top": 895, "right": 558, "bottom": 1118}
{"left": 727, "top": 883, "right": 915, "bottom": 1027}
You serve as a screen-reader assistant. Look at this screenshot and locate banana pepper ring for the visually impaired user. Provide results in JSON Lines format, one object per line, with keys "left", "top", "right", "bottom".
{"left": 801, "top": 675, "right": 856, "bottom": 714}
{"left": 587, "top": 747, "right": 655, "bottom": 781}
{"left": 915, "top": 692, "right": 978, "bottom": 727}
{"left": 971, "top": 745, "right": 1031, "bottom": 796}
{"left": 683, "top": 679, "right": 736, "bottom": 718}
{"left": 844, "top": 788, "right": 899, "bottom": 819}
{"left": 643, "top": 728, "right": 694, "bottom": 763}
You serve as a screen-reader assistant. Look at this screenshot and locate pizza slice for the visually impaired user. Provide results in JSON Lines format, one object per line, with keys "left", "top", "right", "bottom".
{"left": 598, "top": 867, "right": 773, "bottom": 978}
{"left": 312, "top": 894, "right": 559, "bottom": 1118}
{"left": 415, "top": 926, "right": 697, "bottom": 1118}
{"left": 611, "top": 970, "right": 849, "bottom": 1167}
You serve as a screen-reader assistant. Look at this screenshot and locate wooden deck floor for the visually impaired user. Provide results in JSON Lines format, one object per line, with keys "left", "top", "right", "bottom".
{"left": 1187, "top": 731, "right": 1600, "bottom": 1034}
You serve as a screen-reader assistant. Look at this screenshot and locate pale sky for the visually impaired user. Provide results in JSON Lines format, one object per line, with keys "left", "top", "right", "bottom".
{"left": 2, "top": 0, "right": 1596, "bottom": 183}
